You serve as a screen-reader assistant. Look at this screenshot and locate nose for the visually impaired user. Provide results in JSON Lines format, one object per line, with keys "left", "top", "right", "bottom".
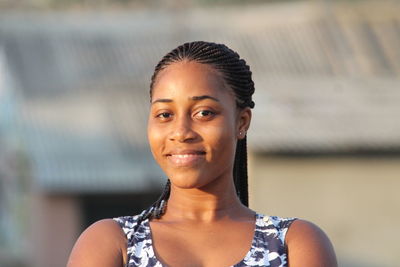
{"left": 168, "top": 115, "right": 197, "bottom": 143}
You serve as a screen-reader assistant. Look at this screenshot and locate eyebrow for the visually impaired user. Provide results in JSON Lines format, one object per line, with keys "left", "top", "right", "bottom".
{"left": 151, "top": 98, "right": 172, "bottom": 105}
{"left": 190, "top": 95, "right": 220, "bottom": 102}
{"left": 151, "top": 95, "right": 220, "bottom": 105}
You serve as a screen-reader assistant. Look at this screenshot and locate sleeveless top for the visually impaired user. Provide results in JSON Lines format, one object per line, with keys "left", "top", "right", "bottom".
{"left": 114, "top": 212, "right": 296, "bottom": 267}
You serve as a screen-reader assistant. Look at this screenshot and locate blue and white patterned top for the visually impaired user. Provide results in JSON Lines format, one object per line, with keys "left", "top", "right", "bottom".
{"left": 114, "top": 212, "right": 296, "bottom": 267}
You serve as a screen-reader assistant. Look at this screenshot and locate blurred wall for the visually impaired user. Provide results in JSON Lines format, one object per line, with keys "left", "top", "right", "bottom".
{"left": 29, "top": 195, "right": 81, "bottom": 267}
{"left": 250, "top": 155, "right": 400, "bottom": 267}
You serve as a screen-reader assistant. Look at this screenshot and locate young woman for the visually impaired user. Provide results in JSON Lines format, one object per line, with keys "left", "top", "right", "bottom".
{"left": 67, "top": 41, "right": 337, "bottom": 267}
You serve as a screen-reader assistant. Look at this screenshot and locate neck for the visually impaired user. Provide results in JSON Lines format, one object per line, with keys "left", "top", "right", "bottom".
{"left": 162, "top": 176, "right": 251, "bottom": 223}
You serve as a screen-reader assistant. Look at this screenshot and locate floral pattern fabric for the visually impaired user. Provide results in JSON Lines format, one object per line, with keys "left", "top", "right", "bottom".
{"left": 114, "top": 212, "right": 296, "bottom": 267}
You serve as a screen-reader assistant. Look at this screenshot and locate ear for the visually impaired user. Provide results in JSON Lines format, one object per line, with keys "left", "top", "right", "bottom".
{"left": 236, "top": 107, "right": 252, "bottom": 140}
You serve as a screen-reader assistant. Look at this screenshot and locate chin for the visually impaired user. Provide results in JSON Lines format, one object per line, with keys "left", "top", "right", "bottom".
{"left": 167, "top": 171, "right": 210, "bottom": 189}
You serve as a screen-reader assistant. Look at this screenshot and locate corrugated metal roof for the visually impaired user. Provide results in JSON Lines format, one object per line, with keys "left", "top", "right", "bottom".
{"left": 19, "top": 119, "right": 164, "bottom": 193}
{"left": 250, "top": 77, "right": 400, "bottom": 153}
{"left": 1, "top": 2, "right": 399, "bottom": 191}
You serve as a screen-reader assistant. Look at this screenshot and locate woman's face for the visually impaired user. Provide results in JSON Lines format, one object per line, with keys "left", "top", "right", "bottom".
{"left": 148, "top": 60, "right": 250, "bottom": 190}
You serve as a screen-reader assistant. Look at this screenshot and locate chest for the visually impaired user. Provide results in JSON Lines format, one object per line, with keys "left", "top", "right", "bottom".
{"left": 122, "top": 215, "right": 290, "bottom": 267}
{"left": 149, "top": 221, "right": 255, "bottom": 267}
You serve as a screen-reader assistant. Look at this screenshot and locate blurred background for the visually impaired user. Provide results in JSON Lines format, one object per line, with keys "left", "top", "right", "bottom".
{"left": 1, "top": 0, "right": 399, "bottom": 266}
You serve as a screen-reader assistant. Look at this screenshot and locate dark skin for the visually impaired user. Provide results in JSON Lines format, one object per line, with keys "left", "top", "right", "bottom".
{"left": 67, "top": 61, "right": 337, "bottom": 267}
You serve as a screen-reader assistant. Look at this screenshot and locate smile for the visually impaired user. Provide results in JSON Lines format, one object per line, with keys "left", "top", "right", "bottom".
{"left": 166, "top": 152, "right": 206, "bottom": 167}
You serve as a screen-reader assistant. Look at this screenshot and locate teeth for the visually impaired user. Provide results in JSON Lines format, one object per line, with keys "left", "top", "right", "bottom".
{"left": 171, "top": 154, "right": 196, "bottom": 158}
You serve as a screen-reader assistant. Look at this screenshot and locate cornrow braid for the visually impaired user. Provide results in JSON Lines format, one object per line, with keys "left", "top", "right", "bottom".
{"left": 134, "top": 179, "right": 170, "bottom": 232}
{"left": 142, "top": 41, "right": 255, "bottom": 225}
{"left": 233, "top": 137, "right": 249, "bottom": 207}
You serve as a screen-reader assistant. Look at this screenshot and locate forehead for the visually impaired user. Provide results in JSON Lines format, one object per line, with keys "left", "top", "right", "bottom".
{"left": 152, "top": 61, "right": 234, "bottom": 100}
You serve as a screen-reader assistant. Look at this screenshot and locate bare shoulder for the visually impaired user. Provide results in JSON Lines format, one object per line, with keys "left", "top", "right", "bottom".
{"left": 286, "top": 219, "right": 337, "bottom": 267}
{"left": 67, "top": 219, "right": 127, "bottom": 267}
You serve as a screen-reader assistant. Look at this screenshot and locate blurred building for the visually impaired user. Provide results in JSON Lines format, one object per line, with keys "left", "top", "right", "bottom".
{"left": 0, "top": 1, "right": 399, "bottom": 267}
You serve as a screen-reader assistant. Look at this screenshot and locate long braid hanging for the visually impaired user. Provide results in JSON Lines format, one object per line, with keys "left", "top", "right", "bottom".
{"left": 134, "top": 179, "right": 170, "bottom": 231}
{"left": 233, "top": 137, "right": 249, "bottom": 207}
{"left": 138, "top": 41, "right": 254, "bottom": 228}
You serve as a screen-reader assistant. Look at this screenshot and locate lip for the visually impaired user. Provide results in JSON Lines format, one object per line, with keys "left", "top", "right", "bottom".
{"left": 164, "top": 149, "right": 206, "bottom": 167}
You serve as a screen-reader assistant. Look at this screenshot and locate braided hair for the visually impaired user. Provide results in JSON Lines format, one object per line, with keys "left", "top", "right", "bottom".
{"left": 139, "top": 41, "right": 255, "bottom": 228}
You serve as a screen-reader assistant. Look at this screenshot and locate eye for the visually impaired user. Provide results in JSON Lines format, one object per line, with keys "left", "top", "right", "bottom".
{"left": 194, "top": 110, "right": 216, "bottom": 120}
{"left": 156, "top": 112, "right": 173, "bottom": 121}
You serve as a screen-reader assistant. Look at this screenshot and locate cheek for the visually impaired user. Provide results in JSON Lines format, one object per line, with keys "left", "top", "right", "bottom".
{"left": 147, "top": 122, "right": 164, "bottom": 159}
{"left": 204, "top": 121, "right": 237, "bottom": 159}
